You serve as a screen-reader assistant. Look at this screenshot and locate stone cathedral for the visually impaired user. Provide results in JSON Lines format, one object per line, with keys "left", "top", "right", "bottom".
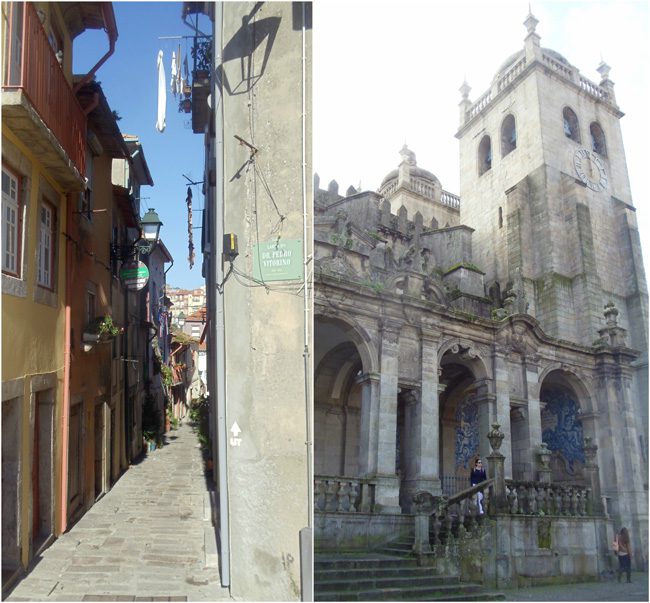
{"left": 314, "top": 13, "right": 648, "bottom": 592}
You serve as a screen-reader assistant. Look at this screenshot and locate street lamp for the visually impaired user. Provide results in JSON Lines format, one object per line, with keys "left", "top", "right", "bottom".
{"left": 112, "top": 208, "right": 163, "bottom": 261}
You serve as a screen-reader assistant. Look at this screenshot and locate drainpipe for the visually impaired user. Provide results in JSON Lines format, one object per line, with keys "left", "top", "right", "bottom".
{"left": 73, "top": 3, "right": 118, "bottom": 93}
{"left": 60, "top": 193, "right": 73, "bottom": 533}
{"left": 299, "top": 4, "right": 313, "bottom": 600}
{"left": 213, "top": 2, "right": 230, "bottom": 588}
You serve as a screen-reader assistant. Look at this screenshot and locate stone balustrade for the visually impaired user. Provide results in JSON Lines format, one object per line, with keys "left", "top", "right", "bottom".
{"left": 505, "top": 480, "right": 592, "bottom": 516}
{"left": 314, "top": 475, "right": 376, "bottom": 513}
{"left": 465, "top": 51, "right": 612, "bottom": 124}
{"left": 440, "top": 190, "right": 460, "bottom": 210}
{"left": 497, "top": 56, "right": 527, "bottom": 93}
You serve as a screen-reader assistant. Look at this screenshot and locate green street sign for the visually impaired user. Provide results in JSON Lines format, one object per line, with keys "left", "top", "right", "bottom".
{"left": 120, "top": 261, "right": 149, "bottom": 291}
{"left": 253, "top": 239, "right": 303, "bottom": 282}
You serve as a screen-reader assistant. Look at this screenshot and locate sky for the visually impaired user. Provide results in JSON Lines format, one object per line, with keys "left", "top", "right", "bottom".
{"left": 314, "top": 0, "right": 650, "bottom": 272}
{"left": 74, "top": 1, "right": 650, "bottom": 289}
{"left": 73, "top": 2, "right": 209, "bottom": 291}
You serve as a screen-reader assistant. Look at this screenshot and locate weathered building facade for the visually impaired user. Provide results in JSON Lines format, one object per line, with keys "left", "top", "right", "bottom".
{"left": 314, "top": 13, "right": 647, "bottom": 588}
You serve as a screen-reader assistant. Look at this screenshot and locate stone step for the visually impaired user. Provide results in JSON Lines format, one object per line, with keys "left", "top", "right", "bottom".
{"left": 315, "top": 555, "right": 419, "bottom": 571}
{"left": 315, "top": 573, "right": 460, "bottom": 593}
{"left": 315, "top": 582, "right": 505, "bottom": 601}
{"left": 316, "top": 566, "right": 454, "bottom": 582}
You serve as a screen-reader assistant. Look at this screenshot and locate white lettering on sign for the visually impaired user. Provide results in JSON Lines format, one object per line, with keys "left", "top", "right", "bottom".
{"left": 261, "top": 248, "right": 292, "bottom": 268}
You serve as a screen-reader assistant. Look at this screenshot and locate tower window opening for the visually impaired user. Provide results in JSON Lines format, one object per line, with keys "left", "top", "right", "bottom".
{"left": 498, "top": 206, "right": 503, "bottom": 229}
{"left": 501, "top": 114, "right": 516, "bottom": 157}
{"left": 590, "top": 122, "right": 607, "bottom": 157}
{"left": 563, "top": 107, "right": 581, "bottom": 143}
{"left": 478, "top": 135, "right": 492, "bottom": 176}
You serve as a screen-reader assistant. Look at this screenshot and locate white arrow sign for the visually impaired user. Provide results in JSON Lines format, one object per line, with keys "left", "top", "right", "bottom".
{"left": 230, "top": 421, "right": 241, "bottom": 437}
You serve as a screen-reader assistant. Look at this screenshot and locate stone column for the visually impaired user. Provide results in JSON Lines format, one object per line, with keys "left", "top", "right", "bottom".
{"left": 582, "top": 437, "right": 602, "bottom": 514}
{"left": 486, "top": 423, "right": 507, "bottom": 513}
{"left": 492, "top": 346, "right": 513, "bottom": 477}
{"left": 524, "top": 357, "right": 543, "bottom": 480}
{"left": 408, "top": 330, "right": 441, "bottom": 500}
{"left": 373, "top": 321, "right": 401, "bottom": 513}
{"left": 357, "top": 372, "right": 380, "bottom": 477}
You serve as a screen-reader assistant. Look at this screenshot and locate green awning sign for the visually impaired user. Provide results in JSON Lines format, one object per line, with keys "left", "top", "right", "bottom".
{"left": 120, "top": 261, "right": 149, "bottom": 291}
{"left": 253, "top": 239, "right": 303, "bottom": 282}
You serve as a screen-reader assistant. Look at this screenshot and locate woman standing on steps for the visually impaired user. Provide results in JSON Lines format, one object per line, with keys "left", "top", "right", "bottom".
{"left": 470, "top": 458, "right": 487, "bottom": 514}
{"left": 614, "top": 526, "right": 633, "bottom": 583}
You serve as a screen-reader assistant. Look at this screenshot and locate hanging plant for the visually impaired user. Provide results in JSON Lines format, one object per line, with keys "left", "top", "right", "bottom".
{"left": 98, "top": 314, "right": 121, "bottom": 337}
{"left": 179, "top": 97, "right": 192, "bottom": 113}
{"left": 191, "top": 38, "right": 212, "bottom": 74}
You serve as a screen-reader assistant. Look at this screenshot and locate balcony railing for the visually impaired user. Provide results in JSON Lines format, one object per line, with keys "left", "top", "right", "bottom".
{"left": 3, "top": 2, "right": 86, "bottom": 177}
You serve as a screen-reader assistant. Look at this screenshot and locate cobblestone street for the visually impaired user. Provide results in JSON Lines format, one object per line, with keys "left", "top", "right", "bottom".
{"left": 6, "top": 422, "right": 231, "bottom": 602}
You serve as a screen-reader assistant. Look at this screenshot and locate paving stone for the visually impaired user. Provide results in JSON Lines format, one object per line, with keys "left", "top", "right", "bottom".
{"left": 4, "top": 422, "right": 230, "bottom": 602}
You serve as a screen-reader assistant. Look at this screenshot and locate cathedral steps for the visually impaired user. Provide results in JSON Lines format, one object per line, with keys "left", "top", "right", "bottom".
{"left": 314, "top": 554, "right": 505, "bottom": 601}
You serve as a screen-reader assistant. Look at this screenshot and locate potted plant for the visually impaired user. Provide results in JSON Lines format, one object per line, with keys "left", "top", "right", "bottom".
{"left": 191, "top": 38, "right": 212, "bottom": 79}
{"left": 179, "top": 97, "right": 192, "bottom": 113}
{"left": 82, "top": 314, "right": 121, "bottom": 351}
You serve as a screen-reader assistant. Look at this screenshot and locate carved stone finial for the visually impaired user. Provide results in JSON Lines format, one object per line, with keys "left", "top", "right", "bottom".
{"left": 597, "top": 60, "right": 611, "bottom": 81}
{"left": 487, "top": 423, "right": 505, "bottom": 452}
{"left": 524, "top": 10, "right": 539, "bottom": 35}
{"left": 603, "top": 301, "right": 618, "bottom": 326}
{"left": 459, "top": 80, "right": 471, "bottom": 100}
{"left": 399, "top": 144, "right": 416, "bottom": 166}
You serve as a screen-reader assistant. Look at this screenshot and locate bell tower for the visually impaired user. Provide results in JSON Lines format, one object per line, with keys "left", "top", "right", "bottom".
{"left": 456, "top": 12, "right": 647, "bottom": 350}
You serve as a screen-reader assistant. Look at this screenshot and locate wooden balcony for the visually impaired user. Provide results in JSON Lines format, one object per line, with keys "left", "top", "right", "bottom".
{"left": 2, "top": 2, "right": 86, "bottom": 189}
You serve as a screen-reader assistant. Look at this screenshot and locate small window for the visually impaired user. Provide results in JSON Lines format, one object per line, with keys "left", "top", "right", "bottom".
{"left": 2, "top": 165, "right": 22, "bottom": 276}
{"left": 85, "top": 290, "right": 96, "bottom": 325}
{"left": 478, "top": 135, "right": 492, "bottom": 176}
{"left": 498, "top": 207, "right": 503, "bottom": 229}
{"left": 563, "top": 107, "right": 580, "bottom": 143}
{"left": 590, "top": 122, "right": 607, "bottom": 157}
{"left": 501, "top": 114, "right": 516, "bottom": 157}
{"left": 37, "top": 200, "right": 55, "bottom": 289}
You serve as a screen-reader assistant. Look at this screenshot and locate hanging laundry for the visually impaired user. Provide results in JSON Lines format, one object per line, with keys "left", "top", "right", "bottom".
{"left": 176, "top": 45, "right": 182, "bottom": 94}
{"left": 156, "top": 50, "right": 166, "bottom": 132}
{"left": 170, "top": 51, "right": 177, "bottom": 96}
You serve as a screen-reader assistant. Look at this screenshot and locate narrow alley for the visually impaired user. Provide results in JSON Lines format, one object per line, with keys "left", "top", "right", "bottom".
{"left": 6, "top": 422, "right": 231, "bottom": 602}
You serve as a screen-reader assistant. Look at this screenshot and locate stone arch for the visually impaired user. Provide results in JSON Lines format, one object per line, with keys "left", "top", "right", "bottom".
{"left": 562, "top": 106, "right": 581, "bottom": 143}
{"left": 437, "top": 339, "right": 491, "bottom": 494}
{"left": 501, "top": 113, "right": 517, "bottom": 157}
{"left": 538, "top": 366, "right": 592, "bottom": 484}
{"left": 478, "top": 135, "right": 492, "bottom": 176}
{"left": 314, "top": 313, "right": 378, "bottom": 477}
{"left": 590, "top": 121, "right": 607, "bottom": 157}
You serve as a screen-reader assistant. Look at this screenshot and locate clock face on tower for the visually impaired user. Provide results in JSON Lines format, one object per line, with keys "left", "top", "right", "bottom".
{"left": 573, "top": 148, "right": 608, "bottom": 192}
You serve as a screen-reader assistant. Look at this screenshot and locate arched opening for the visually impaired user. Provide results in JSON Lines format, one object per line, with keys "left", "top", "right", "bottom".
{"left": 478, "top": 135, "right": 492, "bottom": 176}
{"left": 501, "top": 114, "right": 516, "bottom": 157}
{"left": 562, "top": 107, "right": 581, "bottom": 143}
{"left": 540, "top": 374, "right": 587, "bottom": 485}
{"left": 590, "top": 122, "right": 607, "bottom": 157}
{"left": 314, "top": 316, "right": 370, "bottom": 478}
{"left": 438, "top": 350, "right": 487, "bottom": 495}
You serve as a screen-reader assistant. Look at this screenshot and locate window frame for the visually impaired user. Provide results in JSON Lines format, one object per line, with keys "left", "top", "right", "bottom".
{"left": 37, "top": 198, "right": 56, "bottom": 290}
{"left": 478, "top": 135, "right": 492, "bottom": 176}
{"left": 590, "top": 122, "right": 607, "bottom": 158}
{"left": 500, "top": 114, "right": 517, "bottom": 157}
{"left": 2, "top": 164, "right": 23, "bottom": 278}
{"left": 562, "top": 107, "right": 581, "bottom": 143}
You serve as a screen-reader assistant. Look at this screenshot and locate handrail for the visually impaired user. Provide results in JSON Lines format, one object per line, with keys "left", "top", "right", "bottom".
{"left": 445, "top": 478, "right": 494, "bottom": 508}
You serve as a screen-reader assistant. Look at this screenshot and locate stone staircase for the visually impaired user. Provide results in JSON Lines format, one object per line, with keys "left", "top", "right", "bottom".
{"left": 314, "top": 550, "right": 505, "bottom": 601}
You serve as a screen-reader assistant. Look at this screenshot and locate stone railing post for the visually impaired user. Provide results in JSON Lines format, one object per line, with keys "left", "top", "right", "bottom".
{"left": 582, "top": 437, "right": 602, "bottom": 514}
{"left": 536, "top": 442, "right": 552, "bottom": 484}
{"left": 486, "top": 423, "right": 506, "bottom": 512}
